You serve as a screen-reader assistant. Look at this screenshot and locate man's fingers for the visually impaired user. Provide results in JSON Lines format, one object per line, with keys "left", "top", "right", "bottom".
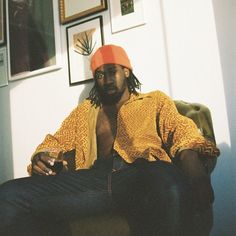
{"left": 38, "top": 160, "right": 54, "bottom": 175}
{"left": 39, "top": 153, "right": 55, "bottom": 167}
{"left": 32, "top": 152, "right": 64, "bottom": 175}
{"left": 33, "top": 159, "right": 54, "bottom": 176}
{"left": 32, "top": 164, "right": 48, "bottom": 176}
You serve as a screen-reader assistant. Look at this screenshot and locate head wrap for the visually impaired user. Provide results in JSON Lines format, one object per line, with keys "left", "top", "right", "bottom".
{"left": 90, "top": 44, "right": 132, "bottom": 74}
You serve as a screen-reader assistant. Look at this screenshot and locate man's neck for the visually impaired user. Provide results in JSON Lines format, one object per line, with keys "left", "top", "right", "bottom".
{"left": 102, "top": 88, "right": 130, "bottom": 110}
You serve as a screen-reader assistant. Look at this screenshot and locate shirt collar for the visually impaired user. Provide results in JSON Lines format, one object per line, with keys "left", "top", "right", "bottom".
{"left": 124, "top": 92, "right": 152, "bottom": 105}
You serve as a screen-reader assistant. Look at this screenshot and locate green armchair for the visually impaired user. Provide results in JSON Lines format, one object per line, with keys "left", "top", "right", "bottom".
{"left": 63, "top": 100, "right": 217, "bottom": 236}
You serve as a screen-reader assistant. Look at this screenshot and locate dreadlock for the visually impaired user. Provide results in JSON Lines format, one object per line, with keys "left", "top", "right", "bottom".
{"left": 88, "top": 70, "right": 142, "bottom": 107}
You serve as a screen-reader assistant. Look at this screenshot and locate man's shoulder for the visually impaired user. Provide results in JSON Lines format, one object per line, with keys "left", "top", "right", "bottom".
{"left": 78, "top": 98, "right": 92, "bottom": 107}
{"left": 72, "top": 99, "right": 94, "bottom": 113}
{"left": 137, "top": 90, "right": 169, "bottom": 100}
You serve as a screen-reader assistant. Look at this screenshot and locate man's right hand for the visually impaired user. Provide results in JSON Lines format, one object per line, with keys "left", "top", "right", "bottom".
{"left": 31, "top": 152, "right": 57, "bottom": 176}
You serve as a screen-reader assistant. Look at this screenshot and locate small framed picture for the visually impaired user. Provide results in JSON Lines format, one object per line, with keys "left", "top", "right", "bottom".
{"left": 0, "top": 0, "right": 5, "bottom": 45}
{"left": 109, "top": 0, "right": 145, "bottom": 33}
{"left": 0, "top": 47, "right": 8, "bottom": 87}
{"left": 66, "top": 16, "right": 104, "bottom": 86}
{"left": 7, "top": 0, "right": 62, "bottom": 81}
{"left": 59, "top": 0, "right": 107, "bottom": 24}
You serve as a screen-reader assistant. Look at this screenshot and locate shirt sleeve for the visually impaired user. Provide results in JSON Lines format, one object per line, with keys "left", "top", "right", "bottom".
{"left": 33, "top": 106, "right": 80, "bottom": 157}
{"left": 27, "top": 106, "right": 79, "bottom": 175}
{"left": 157, "top": 93, "right": 220, "bottom": 159}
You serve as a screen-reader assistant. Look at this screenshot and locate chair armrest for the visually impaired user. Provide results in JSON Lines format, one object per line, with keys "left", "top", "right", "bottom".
{"left": 174, "top": 100, "right": 217, "bottom": 173}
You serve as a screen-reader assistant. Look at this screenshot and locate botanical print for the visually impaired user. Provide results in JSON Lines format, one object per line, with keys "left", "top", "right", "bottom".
{"left": 66, "top": 16, "right": 104, "bottom": 85}
{"left": 120, "top": 0, "right": 134, "bottom": 15}
{"left": 73, "top": 28, "right": 96, "bottom": 56}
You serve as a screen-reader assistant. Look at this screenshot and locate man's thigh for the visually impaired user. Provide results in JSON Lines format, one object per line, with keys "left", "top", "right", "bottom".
{"left": 0, "top": 166, "right": 141, "bottom": 221}
{"left": 0, "top": 169, "right": 112, "bottom": 221}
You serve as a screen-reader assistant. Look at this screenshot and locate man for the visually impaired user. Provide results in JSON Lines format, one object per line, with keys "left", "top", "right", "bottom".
{"left": 0, "top": 45, "right": 220, "bottom": 236}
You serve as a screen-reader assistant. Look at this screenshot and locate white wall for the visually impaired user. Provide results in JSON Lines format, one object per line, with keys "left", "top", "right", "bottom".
{"left": 161, "top": 0, "right": 230, "bottom": 144}
{"left": 0, "top": 0, "right": 235, "bottom": 235}
{"left": 211, "top": 0, "right": 236, "bottom": 235}
{"left": 0, "top": 85, "right": 13, "bottom": 181}
{"left": 160, "top": 1, "right": 235, "bottom": 235}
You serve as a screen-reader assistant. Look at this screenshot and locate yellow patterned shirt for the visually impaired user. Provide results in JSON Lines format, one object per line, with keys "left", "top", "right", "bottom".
{"left": 29, "top": 90, "right": 220, "bottom": 173}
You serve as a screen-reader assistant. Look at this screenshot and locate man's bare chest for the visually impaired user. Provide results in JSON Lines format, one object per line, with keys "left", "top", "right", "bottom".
{"left": 96, "top": 108, "right": 118, "bottom": 136}
{"left": 96, "top": 108, "right": 118, "bottom": 158}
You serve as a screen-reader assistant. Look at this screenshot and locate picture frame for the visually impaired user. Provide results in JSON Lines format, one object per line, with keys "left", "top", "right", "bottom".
{"left": 59, "top": 0, "right": 107, "bottom": 24}
{"left": 7, "top": 0, "right": 62, "bottom": 81}
{"left": 66, "top": 15, "right": 104, "bottom": 86}
{"left": 0, "top": 47, "right": 8, "bottom": 87}
{"left": 0, "top": 0, "right": 5, "bottom": 45}
{"left": 109, "top": 0, "right": 145, "bottom": 33}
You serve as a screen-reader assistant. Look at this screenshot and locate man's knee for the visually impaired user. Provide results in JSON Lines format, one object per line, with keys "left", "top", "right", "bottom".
{"left": 146, "top": 182, "right": 189, "bottom": 210}
{"left": 141, "top": 162, "right": 191, "bottom": 217}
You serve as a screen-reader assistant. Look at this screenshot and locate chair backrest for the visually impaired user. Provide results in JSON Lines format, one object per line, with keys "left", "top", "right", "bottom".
{"left": 174, "top": 100, "right": 216, "bottom": 144}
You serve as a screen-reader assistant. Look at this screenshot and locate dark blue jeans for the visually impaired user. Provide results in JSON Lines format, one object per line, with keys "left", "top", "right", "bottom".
{"left": 0, "top": 157, "right": 193, "bottom": 236}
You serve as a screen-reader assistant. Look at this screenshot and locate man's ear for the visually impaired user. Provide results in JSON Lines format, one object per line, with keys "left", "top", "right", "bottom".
{"left": 124, "top": 68, "right": 130, "bottom": 78}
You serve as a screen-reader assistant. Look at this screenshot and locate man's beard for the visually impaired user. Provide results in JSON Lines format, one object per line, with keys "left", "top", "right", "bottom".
{"left": 97, "top": 83, "right": 127, "bottom": 105}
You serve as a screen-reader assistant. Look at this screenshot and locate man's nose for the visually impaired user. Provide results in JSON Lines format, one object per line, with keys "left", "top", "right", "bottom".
{"left": 103, "top": 73, "right": 115, "bottom": 83}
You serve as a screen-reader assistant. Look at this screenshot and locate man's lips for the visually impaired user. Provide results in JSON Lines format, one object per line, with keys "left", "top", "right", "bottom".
{"left": 104, "top": 85, "right": 117, "bottom": 93}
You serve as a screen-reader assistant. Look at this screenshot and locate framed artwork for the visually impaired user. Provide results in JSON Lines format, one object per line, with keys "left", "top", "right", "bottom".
{"left": 59, "top": 0, "right": 107, "bottom": 24}
{"left": 109, "top": 0, "right": 145, "bottom": 33}
{"left": 66, "top": 15, "right": 104, "bottom": 86}
{"left": 0, "top": 0, "right": 5, "bottom": 45}
{"left": 0, "top": 47, "right": 8, "bottom": 87}
{"left": 7, "top": 0, "right": 62, "bottom": 81}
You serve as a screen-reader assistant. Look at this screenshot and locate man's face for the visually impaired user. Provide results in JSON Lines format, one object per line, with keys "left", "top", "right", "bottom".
{"left": 94, "top": 64, "right": 130, "bottom": 105}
